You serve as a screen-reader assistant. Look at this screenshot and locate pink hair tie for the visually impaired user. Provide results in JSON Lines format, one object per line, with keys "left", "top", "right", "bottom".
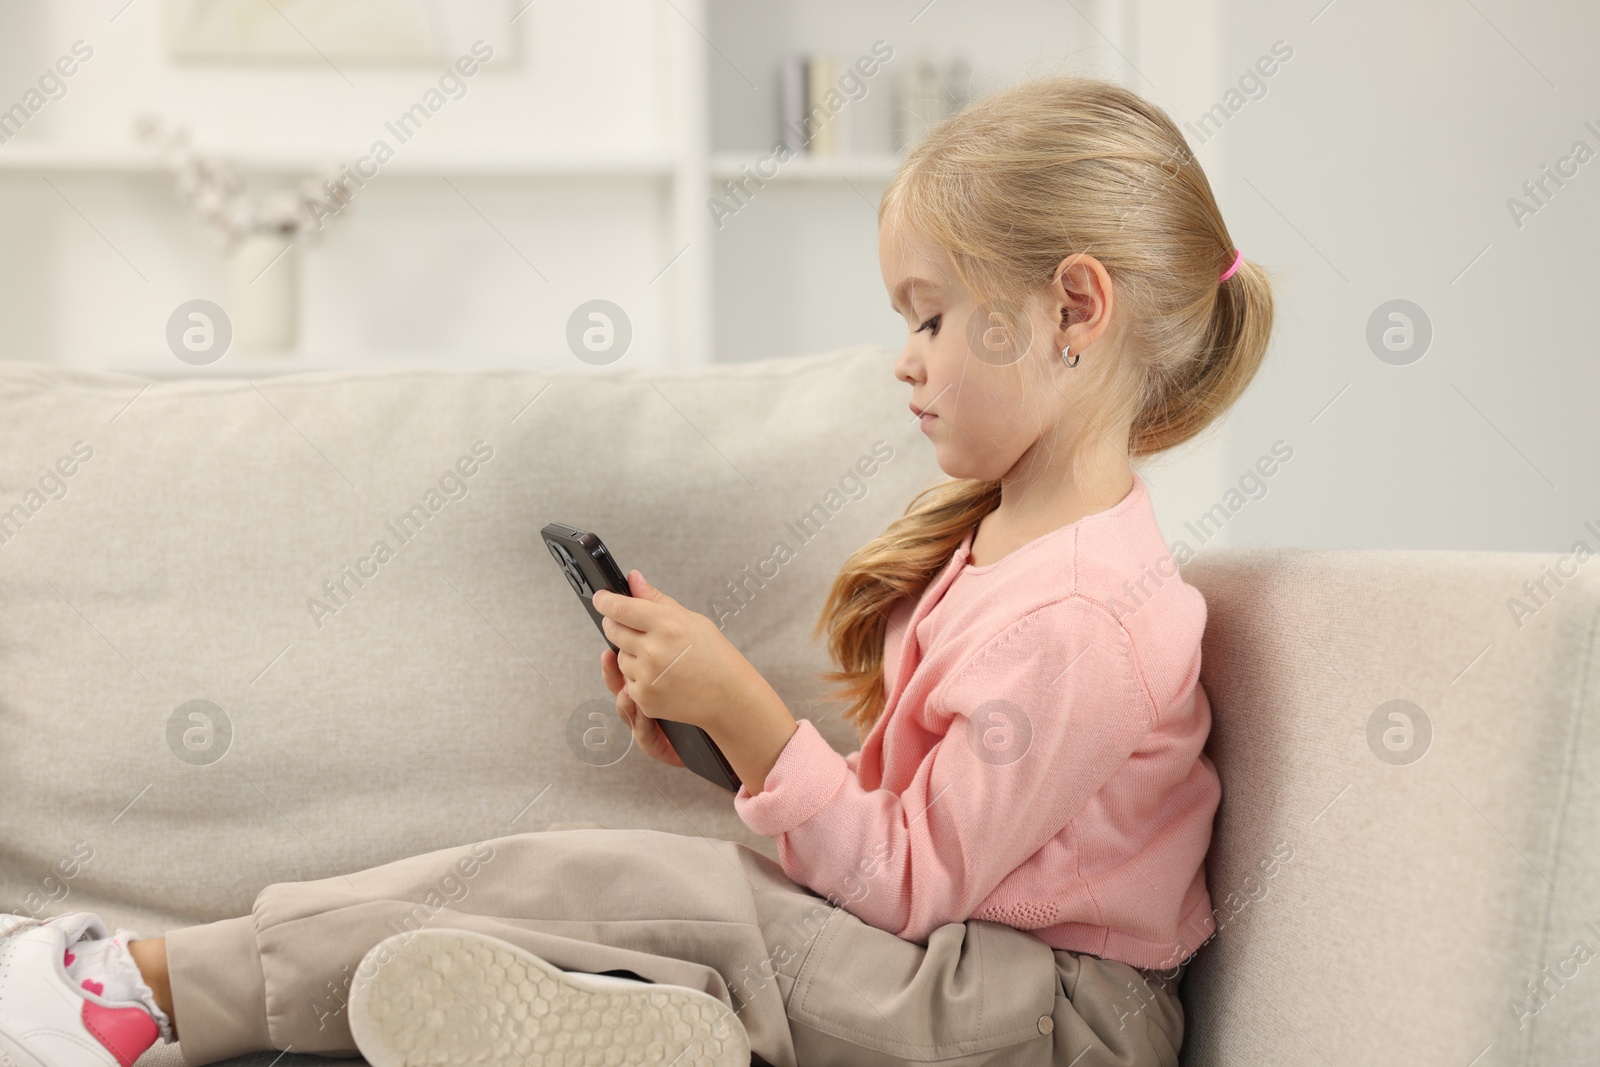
{"left": 1219, "top": 249, "right": 1244, "bottom": 282}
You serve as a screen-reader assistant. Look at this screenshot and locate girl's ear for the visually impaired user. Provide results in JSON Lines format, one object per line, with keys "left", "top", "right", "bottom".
{"left": 1050, "top": 253, "right": 1114, "bottom": 355}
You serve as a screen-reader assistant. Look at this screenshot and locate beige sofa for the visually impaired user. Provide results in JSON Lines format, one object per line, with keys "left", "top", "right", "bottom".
{"left": 0, "top": 347, "right": 1591, "bottom": 1067}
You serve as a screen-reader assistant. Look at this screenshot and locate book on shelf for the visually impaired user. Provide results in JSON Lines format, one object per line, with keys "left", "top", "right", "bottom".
{"left": 779, "top": 53, "right": 848, "bottom": 157}
{"left": 805, "top": 55, "right": 839, "bottom": 156}
{"left": 892, "top": 56, "right": 973, "bottom": 153}
{"left": 779, "top": 51, "right": 973, "bottom": 157}
{"left": 780, "top": 55, "right": 809, "bottom": 156}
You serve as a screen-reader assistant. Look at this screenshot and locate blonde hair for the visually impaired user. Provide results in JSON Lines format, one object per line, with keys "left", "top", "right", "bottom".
{"left": 812, "top": 74, "right": 1274, "bottom": 739}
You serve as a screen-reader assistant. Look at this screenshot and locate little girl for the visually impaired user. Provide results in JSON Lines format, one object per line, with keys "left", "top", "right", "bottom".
{"left": 0, "top": 75, "right": 1268, "bottom": 1067}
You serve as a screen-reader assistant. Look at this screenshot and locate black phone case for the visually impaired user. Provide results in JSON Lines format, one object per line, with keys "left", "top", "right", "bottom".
{"left": 541, "top": 522, "right": 743, "bottom": 795}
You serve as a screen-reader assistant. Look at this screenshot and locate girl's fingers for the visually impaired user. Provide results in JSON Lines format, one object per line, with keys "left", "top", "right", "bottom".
{"left": 612, "top": 684, "right": 685, "bottom": 769}
{"left": 617, "top": 692, "right": 684, "bottom": 768}
{"left": 598, "top": 614, "right": 645, "bottom": 659}
{"left": 591, "top": 588, "right": 654, "bottom": 635}
{"left": 601, "top": 648, "right": 627, "bottom": 696}
{"left": 614, "top": 648, "right": 637, "bottom": 683}
{"left": 642, "top": 718, "right": 686, "bottom": 768}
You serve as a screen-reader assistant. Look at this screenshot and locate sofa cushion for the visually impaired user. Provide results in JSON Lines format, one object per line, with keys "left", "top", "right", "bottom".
{"left": 1178, "top": 548, "right": 1599, "bottom": 1067}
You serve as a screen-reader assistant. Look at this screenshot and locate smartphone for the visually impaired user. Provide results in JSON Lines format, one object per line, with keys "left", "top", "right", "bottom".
{"left": 541, "top": 522, "right": 742, "bottom": 795}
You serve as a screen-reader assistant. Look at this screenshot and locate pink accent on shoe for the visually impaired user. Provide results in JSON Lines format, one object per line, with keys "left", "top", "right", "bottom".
{"left": 80, "top": 979, "right": 104, "bottom": 995}
{"left": 63, "top": 949, "right": 75, "bottom": 967}
{"left": 81, "top": 1001, "right": 159, "bottom": 1067}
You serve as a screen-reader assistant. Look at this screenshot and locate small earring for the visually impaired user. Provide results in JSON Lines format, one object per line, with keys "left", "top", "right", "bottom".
{"left": 1061, "top": 344, "right": 1080, "bottom": 368}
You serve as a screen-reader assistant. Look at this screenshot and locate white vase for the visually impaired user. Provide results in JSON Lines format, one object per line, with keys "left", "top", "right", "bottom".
{"left": 227, "top": 231, "right": 298, "bottom": 353}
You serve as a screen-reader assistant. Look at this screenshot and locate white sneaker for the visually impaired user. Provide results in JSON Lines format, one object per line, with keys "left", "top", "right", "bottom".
{"left": 347, "top": 927, "right": 750, "bottom": 1066}
{"left": 0, "top": 912, "right": 162, "bottom": 1067}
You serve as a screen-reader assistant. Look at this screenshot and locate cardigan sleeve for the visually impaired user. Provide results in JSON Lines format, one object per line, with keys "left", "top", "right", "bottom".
{"left": 733, "top": 596, "right": 1156, "bottom": 944}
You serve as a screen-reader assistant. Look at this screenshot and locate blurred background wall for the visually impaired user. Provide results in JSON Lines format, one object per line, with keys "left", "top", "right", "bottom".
{"left": 0, "top": 0, "right": 1592, "bottom": 555}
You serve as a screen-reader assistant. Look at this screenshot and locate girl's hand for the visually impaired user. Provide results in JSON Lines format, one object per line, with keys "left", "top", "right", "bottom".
{"left": 592, "top": 570, "right": 779, "bottom": 736}
{"left": 601, "top": 647, "right": 685, "bottom": 768}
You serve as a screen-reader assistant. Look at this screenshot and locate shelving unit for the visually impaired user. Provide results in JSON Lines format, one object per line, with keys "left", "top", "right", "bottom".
{"left": 709, "top": 152, "right": 902, "bottom": 182}
{"left": 0, "top": 0, "right": 1140, "bottom": 373}
{"left": 0, "top": 144, "right": 677, "bottom": 179}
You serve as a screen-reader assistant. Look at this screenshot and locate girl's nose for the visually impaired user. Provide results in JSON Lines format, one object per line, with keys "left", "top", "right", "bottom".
{"left": 894, "top": 343, "right": 922, "bottom": 387}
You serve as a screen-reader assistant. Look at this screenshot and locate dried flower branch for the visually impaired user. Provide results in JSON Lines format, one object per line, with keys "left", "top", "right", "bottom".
{"left": 133, "top": 114, "right": 348, "bottom": 248}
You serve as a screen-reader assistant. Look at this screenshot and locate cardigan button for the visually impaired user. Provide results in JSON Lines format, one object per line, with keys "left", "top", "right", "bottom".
{"left": 1038, "top": 1015, "right": 1054, "bottom": 1035}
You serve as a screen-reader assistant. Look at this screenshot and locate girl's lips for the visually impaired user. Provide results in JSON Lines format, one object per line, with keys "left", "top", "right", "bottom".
{"left": 919, "top": 412, "right": 937, "bottom": 430}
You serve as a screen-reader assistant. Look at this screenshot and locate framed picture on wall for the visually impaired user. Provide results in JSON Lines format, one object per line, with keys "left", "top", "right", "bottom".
{"left": 165, "top": 0, "right": 519, "bottom": 65}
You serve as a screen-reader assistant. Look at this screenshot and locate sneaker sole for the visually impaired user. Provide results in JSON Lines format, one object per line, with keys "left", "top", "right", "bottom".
{"left": 0, "top": 1029, "right": 53, "bottom": 1067}
{"left": 346, "top": 928, "right": 749, "bottom": 1067}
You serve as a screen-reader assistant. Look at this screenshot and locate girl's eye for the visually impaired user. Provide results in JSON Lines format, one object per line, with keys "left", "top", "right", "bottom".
{"left": 916, "top": 314, "right": 941, "bottom": 336}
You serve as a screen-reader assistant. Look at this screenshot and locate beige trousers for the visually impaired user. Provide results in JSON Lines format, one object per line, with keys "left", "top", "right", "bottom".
{"left": 165, "top": 828, "right": 1185, "bottom": 1067}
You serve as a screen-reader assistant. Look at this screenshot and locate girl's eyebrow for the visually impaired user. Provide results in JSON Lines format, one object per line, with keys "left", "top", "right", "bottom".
{"left": 890, "top": 277, "right": 941, "bottom": 313}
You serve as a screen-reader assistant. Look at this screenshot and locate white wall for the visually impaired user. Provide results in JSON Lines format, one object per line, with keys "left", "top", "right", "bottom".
{"left": 1212, "top": 0, "right": 1598, "bottom": 552}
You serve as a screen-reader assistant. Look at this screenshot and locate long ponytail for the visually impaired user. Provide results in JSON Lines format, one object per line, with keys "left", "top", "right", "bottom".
{"left": 1133, "top": 256, "right": 1273, "bottom": 454}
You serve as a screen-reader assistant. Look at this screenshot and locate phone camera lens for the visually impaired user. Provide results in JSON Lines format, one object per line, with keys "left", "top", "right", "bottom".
{"left": 547, "top": 540, "right": 592, "bottom": 597}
